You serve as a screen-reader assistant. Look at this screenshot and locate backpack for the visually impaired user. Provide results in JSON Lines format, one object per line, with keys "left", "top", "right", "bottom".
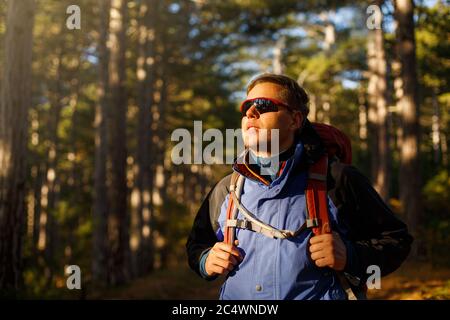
{"left": 223, "top": 122, "right": 360, "bottom": 300}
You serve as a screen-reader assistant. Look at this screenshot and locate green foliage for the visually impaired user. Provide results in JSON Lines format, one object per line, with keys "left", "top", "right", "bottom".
{"left": 423, "top": 170, "right": 450, "bottom": 219}
{"left": 423, "top": 170, "right": 450, "bottom": 266}
{"left": 160, "top": 199, "right": 192, "bottom": 250}
{"left": 417, "top": 2, "right": 450, "bottom": 93}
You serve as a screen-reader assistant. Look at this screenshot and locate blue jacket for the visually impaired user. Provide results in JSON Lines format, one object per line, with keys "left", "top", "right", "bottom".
{"left": 203, "top": 141, "right": 350, "bottom": 299}
{"left": 187, "top": 120, "right": 413, "bottom": 300}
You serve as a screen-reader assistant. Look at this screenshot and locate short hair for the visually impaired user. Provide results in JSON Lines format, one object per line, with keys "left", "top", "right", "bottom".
{"left": 246, "top": 73, "right": 309, "bottom": 117}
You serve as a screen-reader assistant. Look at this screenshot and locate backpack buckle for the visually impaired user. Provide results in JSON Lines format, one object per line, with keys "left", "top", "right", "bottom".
{"left": 306, "top": 218, "right": 320, "bottom": 228}
{"left": 226, "top": 219, "right": 249, "bottom": 229}
{"left": 237, "top": 219, "right": 249, "bottom": 229}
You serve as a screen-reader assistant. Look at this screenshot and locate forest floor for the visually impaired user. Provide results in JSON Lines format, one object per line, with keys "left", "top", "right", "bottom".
{"left": 92, "top": 261, "right": 450, "bottom": 300}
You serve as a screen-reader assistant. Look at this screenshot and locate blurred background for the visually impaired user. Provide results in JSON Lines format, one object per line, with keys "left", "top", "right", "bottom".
{"left": 0, "top": 0, "right": 448, "bottom": 299}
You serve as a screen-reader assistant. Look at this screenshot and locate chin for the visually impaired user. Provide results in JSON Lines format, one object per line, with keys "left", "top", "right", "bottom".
{"left": 247, "top": 138, "right": 271, "bottom": 152}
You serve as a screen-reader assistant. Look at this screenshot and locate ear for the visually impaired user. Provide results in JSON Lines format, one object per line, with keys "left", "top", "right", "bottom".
{"left": 292, "top": 112, "right": 303, "bottom": 130}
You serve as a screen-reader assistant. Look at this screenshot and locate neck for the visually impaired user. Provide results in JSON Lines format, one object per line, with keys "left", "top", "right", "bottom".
{"left": 250, "top": 147, "right": 287, "bottom": 159}
{"left": 249, "top": 140, "right": 295, "bottom": 158}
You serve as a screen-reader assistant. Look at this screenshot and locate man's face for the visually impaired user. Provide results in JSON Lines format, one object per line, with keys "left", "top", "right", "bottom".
{"left": 241, "top": 82, "right": 302, "bottom": 155}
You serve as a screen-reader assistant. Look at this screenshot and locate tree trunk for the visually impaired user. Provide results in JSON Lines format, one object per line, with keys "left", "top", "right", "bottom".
{"left": 93, "top": 0, "right": 111, "bottom": 285}
{"left": 272, "top": 36, "right": 285, "bottom": 75}
{"left": 367, "top": 29, "right": 379, "bottom": 184}
{"left": 150, "top": 32, "right": 172, "bottom": 267}
{"left": 367, "top": 0, "right": 389, "bottom": 201}
{"left": 394, "top": 0, "right": 422, "bottom": 254}
{"left": 0, "top": 0, "right": 35, "bottom": 293}
{"left": 431, "top": 89, "right": 440, "bottom": 166}
{"left": 321, "top": 11, "right": 335, "bottom": 52}
{"left": 441, "top": 132, "right": 448, "bottom": 167}
{"left": 107, "top": 0, "right": 130, "bottom": 285}
{"left": 358, "top": 89, "right": 368, "bottom": 151}
{"left": 41, "top": 48, "right": 64, "bottom": 282}
{"left": 322, "top": 101, "right": 330, "bottom": 125}
{"left": 135, "top": 0, "right": 157, "bottom": 276}
{"left": 309, "top": 94, "right": 317, "bottom": 122}
{"left": 32, "top": 164, "right": 43, "bottom": 253}
{"left": 65, "top": 72, "right": 81, "bottom": 269}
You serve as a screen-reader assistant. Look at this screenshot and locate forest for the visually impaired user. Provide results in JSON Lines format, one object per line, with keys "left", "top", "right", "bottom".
{"left": 0, "top": 0, "right": 449, "bottom": 299}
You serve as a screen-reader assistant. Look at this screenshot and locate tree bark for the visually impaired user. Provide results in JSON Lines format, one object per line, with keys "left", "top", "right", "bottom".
{"left": 272, "top": 36, "right": 285, "bottom": 75}
{"left": 32, "top": 164, "right": 43, "bottom": 253}
{"left": 358, "top": 88, "right": 368, "bottom": 151}
{"left": 0, "top": 0, "right": 35, "bottom": 293}
{"left": 107, "top": 0, "right": 130, "bottom": 285}
{"left": 431, "top": 89, "right": 440, "bottom": 166}
{"left": 367, "top": 0, "right": 389, "bottom": 201}
{"left": 93, "top": 0, "right": 111, "bottom": 285}
{"left": 135, "top": 0, "right": 157, "bottom": 276}
{"left": 41, "top": 47, "right": 64, "bottom": 280}
{"left": 394, "top": 0, "right": 422, "bottom": 252}
{"left": 65, "top": 70, "right": 81, "bottom": 269}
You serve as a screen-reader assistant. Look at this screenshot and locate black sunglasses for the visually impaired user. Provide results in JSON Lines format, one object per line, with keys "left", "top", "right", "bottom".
{"left": 240, "top": 97, "right": 291, "bottom": 117}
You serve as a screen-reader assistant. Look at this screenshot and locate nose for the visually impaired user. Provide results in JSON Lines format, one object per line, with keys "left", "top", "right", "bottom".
{"left": 245, "top": 104, "right": 259, "bottom": 119}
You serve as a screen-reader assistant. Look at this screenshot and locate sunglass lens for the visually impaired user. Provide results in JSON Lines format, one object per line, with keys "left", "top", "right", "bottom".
{"left": 241, "top": 99, "right": 279, "bottom": 117}
{"left": 241, "top": 100, "right": 253, "bottom": 116}
{"left": 255, "top": 99, "right": 278, "bottom": 114}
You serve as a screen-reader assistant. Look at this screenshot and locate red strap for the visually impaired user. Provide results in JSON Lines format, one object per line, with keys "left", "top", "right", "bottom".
{"left": 224, "top": 173, "right": 240, "bottom": 244}
{"left": 224, "top": 195, "right": 234, "bottom": 244}
{"left": 306, "top": 155, "right": 331, "bottom": 235}
{"left": 278, "top": 161, "right": 287, "bottom": 177}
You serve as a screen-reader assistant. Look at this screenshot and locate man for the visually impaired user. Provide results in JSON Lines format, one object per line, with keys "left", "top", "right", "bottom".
{"left": 186, "top": 73, "right": 412, "bottom": 300}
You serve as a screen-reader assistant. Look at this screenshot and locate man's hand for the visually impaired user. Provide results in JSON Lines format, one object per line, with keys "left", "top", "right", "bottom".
{"left": 205, "top": 241, "right": 242, "bottom": 276}
{"left": 309, "top": 232, "right": 347, "bottom": 271}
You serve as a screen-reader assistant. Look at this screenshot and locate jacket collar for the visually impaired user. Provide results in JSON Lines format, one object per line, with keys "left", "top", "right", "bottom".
{"left": 232, "top": 140, "right": 304, "bottom": 186}
{"left": 231, "top": 119, "right": 325, "bottom": 185}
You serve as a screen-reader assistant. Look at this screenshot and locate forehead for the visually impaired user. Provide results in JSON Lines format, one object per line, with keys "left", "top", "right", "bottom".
{"left": 246, "top": 82, "right": 287, "bottom": 102}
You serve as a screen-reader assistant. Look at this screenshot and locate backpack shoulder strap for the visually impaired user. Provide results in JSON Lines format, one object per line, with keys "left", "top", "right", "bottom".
{"left": 224, "top": 172, "right": 243, "bottom": 244}
{"left": 308, "top": 157, "right": 359, "bottom": 300}
{"left": 229, "top": 171, "right": 240, "bottom": 190}
{"left": 306, "top": 154, "right": 331, "bottom": 235}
